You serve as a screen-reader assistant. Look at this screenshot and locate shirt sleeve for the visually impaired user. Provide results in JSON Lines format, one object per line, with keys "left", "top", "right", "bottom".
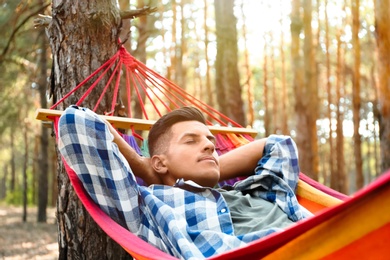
{"left": 256, "top": 135, "right": 300, "bottom": 191}
{"left": 234, "top": 135, "right": 310, "bottom": 221}
{"left": 57, "top": 106, "right": 143, "bottom": 232}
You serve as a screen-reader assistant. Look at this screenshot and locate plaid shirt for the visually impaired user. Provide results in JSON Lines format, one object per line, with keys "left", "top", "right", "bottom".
{"left": 58, "top": 106, "right": 311, "bottom": 260}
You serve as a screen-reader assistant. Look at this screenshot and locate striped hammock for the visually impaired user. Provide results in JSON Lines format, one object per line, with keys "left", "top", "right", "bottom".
{"left": 36, "top": 46, "right": 390, "bottom": 259}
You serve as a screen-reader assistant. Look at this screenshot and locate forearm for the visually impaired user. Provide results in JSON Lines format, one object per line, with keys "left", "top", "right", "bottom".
{"left": 219, "top": 138, "right": 267, "bottom": 181}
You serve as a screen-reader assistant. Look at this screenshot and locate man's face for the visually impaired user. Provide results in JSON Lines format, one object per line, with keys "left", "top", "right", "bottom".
{"left": 163, "top": 120, "right": 220, "bottom": 187}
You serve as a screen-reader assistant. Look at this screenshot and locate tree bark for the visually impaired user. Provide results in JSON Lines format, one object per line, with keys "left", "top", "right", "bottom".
{"left": 214, "top": 0, "right": 246, "bottom": 126}
{"left": 48, "top": 0, "right": 131, "bottom": 258}
{"left": 374, "top": 0, "right": 390, "bottom": 172}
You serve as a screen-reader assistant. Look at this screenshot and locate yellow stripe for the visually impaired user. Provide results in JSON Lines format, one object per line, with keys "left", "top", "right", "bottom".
{"left": 297, "top": 180, "right": 343, "bottom": 209}
{"left": 36, "top": 108, "right": 258, "bottom": 137}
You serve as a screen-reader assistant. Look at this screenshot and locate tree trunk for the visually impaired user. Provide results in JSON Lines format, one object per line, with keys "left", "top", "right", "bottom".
{"left": 292, "top": 0, "right": 319, "bottom": 180}
{"left": 335, "top": 30, "right": 347, "bottom": 194}
{"left": 324, "top": 0, "right": 335, "bottom": 188}
{"left": 290, "top": 0, "right": 304, "bottom": 141}
{"left": 10, "top": 130, "right": 16, "bottom": 192}
{"left": 176, "top": 0, "right": 187, "bottom": 90}
{"left": 22, "top": 119, "right": 29, "bottom": 222}
{"left": 203, "top": 0, "right": 214, "bottom": 109}
{"left": 304, "top": 0, "right": 319, "bottom": 180}
{"left": 0, "top": 164, "right": 7, "bottom": 200}
{"left": 32, "top": 135, "right": 38, "bottom": 204}
{"left": 47, "top": 1, "right": 131, "bottom": 258}
{"left": 352, "top": 0, "right": 364, "bottom": 189}
{"left": 270, "top": 32, "right": 278, "bottom": 133}
{"left": 214, "top": 0, "right": 246, "bottom": 126}
{"left": 240, "top": 1, "right": 254, "bottom": 127}
{"left": 365, "top": 121, "right": 372, "bottom": 183}
{"left": 51, "top": 148, "right": 59, "bottom": 207}
{"left": 371, "top": 66, "right": 381, "bottom": 177}
{"left": 131, "top": 0, "right": 149, "bottom": 121}
{"left": 193, "top": 30, "right": 203, "bottom": 100}
{"left": 263, "top": 40, "right": 270, "bottom": 137}
{"left": 279, "top": 4, "right": 288, "bottom": 135}
{"left": 37, "top": 22, "right": 49, "bottom": 223}
{"left": 167, "top": 0, "right": 177, "bottom": 83}
{"left": 374, "top": 0, "right": 390, "bottom": 172}
{"left": 118, "top": 0, "right": 132, "bottom": 131}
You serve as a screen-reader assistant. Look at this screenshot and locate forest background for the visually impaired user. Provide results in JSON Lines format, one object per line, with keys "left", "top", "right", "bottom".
{"left": 0, "top": 0, "right": 389, "bottom": 225}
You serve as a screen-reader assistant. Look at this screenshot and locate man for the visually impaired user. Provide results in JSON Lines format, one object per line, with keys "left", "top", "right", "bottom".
{"left": 58, "top": 105, "right": 311, "bottom": 260}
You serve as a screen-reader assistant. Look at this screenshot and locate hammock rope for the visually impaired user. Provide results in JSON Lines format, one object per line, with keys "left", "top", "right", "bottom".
{"left": 50, "top": 46, "right": 249, "bottom": 131}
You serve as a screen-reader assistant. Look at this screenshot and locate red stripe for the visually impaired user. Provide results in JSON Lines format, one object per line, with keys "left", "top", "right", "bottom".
{"left": 210, "top": 170, "right": 390, "bottom": 259}
{"left": 299, "top": 173, "right": 349, "bottom": 200}
{"left": 54, "top": 115, "right": 390, "bottom": 260}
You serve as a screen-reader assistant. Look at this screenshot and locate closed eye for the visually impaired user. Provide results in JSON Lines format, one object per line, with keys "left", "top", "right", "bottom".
{"left": 207, "top": 135, "right": 216, "bottom": 145}
{"left": 180, "top": 133, "right": 215, "bottom": 145}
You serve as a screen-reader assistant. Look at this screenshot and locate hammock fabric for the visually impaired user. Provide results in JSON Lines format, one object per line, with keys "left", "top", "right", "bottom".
{"left": 39, "top": 46, "right": 390, "bottom": 259}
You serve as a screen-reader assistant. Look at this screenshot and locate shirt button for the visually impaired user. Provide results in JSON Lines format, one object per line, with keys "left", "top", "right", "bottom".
{"left": 220, "top": 208, "right": 227, "bottom": 213}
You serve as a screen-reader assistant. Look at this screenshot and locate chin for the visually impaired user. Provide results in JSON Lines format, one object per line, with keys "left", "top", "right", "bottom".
{"left": 204, "top": 176, "right": 220, "bottom": 188}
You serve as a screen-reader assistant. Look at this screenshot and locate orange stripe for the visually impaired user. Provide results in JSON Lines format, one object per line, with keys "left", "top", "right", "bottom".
{"left": 322, "top": 222, "right": 390, "bottom": 260}
{"left": 264, "top": 182, "right": 390, "bottom": 259}
{"left": 226, "top": 133, "right": 244, "bottom": 147}
{"left": 297, "top": 195, "right": 329, "bottom": 213}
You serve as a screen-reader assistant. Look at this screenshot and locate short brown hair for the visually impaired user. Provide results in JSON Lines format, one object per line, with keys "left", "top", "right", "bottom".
{"left": 148, "top": 107, "right": 206, "bottom": 156}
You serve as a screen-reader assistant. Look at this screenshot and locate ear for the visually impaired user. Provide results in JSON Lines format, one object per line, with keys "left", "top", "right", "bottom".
{"left": 150, "top": 155, "right": 168, "bottom": 175}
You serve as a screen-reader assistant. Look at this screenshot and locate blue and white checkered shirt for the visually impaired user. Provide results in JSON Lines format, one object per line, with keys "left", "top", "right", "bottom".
{"left": 58, "top": 106, "right": 311, "bottom": 260}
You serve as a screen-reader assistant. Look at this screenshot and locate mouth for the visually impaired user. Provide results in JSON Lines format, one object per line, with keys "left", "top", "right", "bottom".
{"left": 198, "top": 156, "right": 218, "bottom": 165}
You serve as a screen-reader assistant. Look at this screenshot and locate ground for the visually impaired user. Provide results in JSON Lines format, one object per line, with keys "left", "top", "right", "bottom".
{"left": 0, "top": 205, "right": 58, "bottom": 260}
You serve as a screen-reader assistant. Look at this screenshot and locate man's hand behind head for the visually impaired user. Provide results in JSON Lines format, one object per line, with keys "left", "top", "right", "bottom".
{"left": 139, "top": 157, "right": 164, "bottom": 186}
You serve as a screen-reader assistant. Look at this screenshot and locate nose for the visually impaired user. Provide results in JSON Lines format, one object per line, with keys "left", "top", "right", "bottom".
{"left": 203, "top": 138, "right": 215, "bottom": 153}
